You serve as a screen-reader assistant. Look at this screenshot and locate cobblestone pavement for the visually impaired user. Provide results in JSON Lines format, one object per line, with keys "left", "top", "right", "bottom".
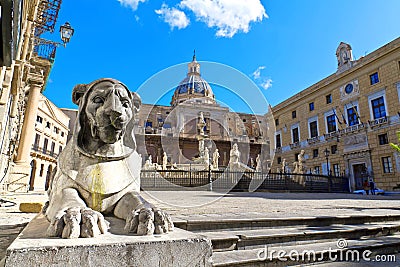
{"left": 2, "top": 191, "right": 400, "bottom": 225}
{"left": 2, "top": 190, "right": 400, "bottom": 261}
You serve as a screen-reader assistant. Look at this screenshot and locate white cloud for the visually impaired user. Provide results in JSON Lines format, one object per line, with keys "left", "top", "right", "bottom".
{"left": 260, "top": 78, "right": 273, "bottom": 90}
{"left": 179, "top": 0, "right": 268, "bottom": 37}
{"left": 155, "top": 4, "right": 190, "bottom": 30}
{"left": 251, "top": 66, "right": 265, "bottom": 79}
{"left": 117, "top": 0, "right": 147, "bottom": 11}
{"left": 251, "top": 66, "right": 272, "bottom": 90}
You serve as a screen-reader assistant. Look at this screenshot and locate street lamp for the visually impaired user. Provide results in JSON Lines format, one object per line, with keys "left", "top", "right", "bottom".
{"left": 59, "top": 22, "right": 74, "bottom": 46}
{"left": 324, "top": 148, "right": 330, "bottom": 176}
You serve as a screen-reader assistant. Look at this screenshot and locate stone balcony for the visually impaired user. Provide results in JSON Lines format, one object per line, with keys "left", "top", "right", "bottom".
{"left": 289, "top": 142, "right": 301, "bottom": 149}
{"left": 324, "top": 123, "right": 366, "bottom": 141}
{"left": 341, "top": 123, "right": 366, "bottom": 134}
{"left": 368, "top": 116, "right": 388, "bottom": 128}
{"left": 307, "top": 136, "right": 320, "bottom": 145}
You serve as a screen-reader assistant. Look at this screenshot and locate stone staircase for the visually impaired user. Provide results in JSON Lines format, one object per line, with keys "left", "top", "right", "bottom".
{"left": 174, "top": 215, "right": 400, "bottom": 266}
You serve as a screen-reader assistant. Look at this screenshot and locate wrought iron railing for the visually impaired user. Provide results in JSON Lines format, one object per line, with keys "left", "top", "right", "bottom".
{"left": 35, "top": 0, "right": 62, "bottom": 35}
{"left": 33, "top": 41, "right": 57, "bottom": 61}
{"left": 140, "top": 169, "right": 350, "bottom": 193}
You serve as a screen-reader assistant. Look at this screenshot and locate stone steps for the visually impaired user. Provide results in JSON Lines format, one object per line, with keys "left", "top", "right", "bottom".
{"left": 201, "top": 222, "right": 400, "bottom": 252}
{"left": 172, "top": 214, "right": 400, "bottom": 266}
{"left": 212, "top": 234, "right": 400, "bottom": 266}
{"left": 174, "top": 214, "right": 400, "bottom": 232}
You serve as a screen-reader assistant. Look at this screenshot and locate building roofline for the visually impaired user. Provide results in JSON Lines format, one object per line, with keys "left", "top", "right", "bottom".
{"left": 272, "top": 36, "right": 400, "bottom": 112}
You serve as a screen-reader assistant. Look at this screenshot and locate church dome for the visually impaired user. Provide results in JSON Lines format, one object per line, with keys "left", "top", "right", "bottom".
{"left": 171, "top": 52, "right": 216, "bottom": 106}
{"left": 175, "top": 75, "right": 212, "bottom": 95}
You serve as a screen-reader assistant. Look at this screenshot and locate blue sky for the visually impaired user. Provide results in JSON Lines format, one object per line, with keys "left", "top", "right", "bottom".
{"left": 44, "top": 0, "right": 400, "bottom": 114}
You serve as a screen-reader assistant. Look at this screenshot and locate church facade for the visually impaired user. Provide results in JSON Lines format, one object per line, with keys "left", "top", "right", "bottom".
{"left": 134, "top": 55, "right": 272, "bottom": 170}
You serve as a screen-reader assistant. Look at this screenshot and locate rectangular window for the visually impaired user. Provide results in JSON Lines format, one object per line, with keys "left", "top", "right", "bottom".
{"left": 275, "top": 119, "right": 279, "bottom": 126}
{"left": 326, "top": 94, "right": 332, "bottom": 104}
{"left": 61, "top": 132, "right": 65, "bottom": 137}
{"left": 292, "top": 127, "right": 299, "bottom": 143}
{"left": 326, "top": 114, "right": 337, "bottom": 133}
{"left": 277, "top": 157, "right": 282, "bottom": 164}
{"left": 331, "top": 145, "right": 337, "bottom": 154}
{"left": 309, "top": 102, "right": 314, "bottom": 111}
{"left": 370, "top": 72, "right": 379, "bottom": 85}
{"left": 347, "top": 106, "right": 359, "bottom": 126}
{"left": 43, "top": 138, "right": 48, "bottom": 153}
{"left": 309, "top": 121, "right": 318, "bottom": 138}
{"left": 54, "top": 127, "right": 59, "bottom": 134}
{"left": 276, "top": 134, "right": 281, "bottom": 148}
{"left": 51, "top": 142, "right": 55, "bottom": 155}
{"left": 333, "top": 164, "right": 340, "bottom": 176}
{"left": 292, "top": 110, "right": 297, "bottom": 119}
{"left": 371, "top": 96, "right": 386, "bottom": 119}
{"left": 313, "top": 149, "right": 318, "bottom": 158}
{"left": 34, "top": 134, "right": 40, "bottom": 147}
{"left": 381, "top": 156, "right": 393, "bottom": 173}
{"left": 378, "top": 133, "right": 388, "bottom": 145}
{"left": 59, "top": 145, "right": 63, "bottom": 154}
{"left": 46, "top": 122, "right": 51, "bottom": 128}
{"left": 314, "top": 166, "right": 320, "bottom": 174}
{"left": 36, "top": 116, "right": 43, "bottom": 123}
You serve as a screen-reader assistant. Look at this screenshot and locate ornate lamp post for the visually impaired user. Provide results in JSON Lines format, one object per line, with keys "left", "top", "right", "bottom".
{"left": 59, "top": 22, "right": 74, "bottom": 46}
{"left": 324, "top": 148, "right": 330, "bottom": 176}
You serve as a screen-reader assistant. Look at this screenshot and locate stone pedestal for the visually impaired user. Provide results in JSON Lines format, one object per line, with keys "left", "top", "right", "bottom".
{"left": 4, "top": 214, "right": 212, "bottom": 267}
{"left": 5, "top": 164, "right": 31, "bottom": 192}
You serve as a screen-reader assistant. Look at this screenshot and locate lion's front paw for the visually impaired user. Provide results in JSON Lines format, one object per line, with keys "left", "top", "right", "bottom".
{"left": 47, "top": 207, "right": 109, "bottom": 238}
{"left": 124, "top": 207, "right": 174, "bottom": 235}
{"left": 154, "top": 208, "right": 174, "bottom": 234}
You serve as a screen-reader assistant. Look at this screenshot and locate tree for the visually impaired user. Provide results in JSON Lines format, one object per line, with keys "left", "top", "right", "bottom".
{"left": 390, "top": 131, "right": 400, "bottom": 152}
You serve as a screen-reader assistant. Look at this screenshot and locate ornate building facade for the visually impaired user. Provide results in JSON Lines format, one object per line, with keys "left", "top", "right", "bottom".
{"left": 0, "top": 0, "right": 67, "bottom": 192}
{"left": 59, "top": 55, "right": 272, "bottom": 172}
{"left": 135, "top": 55, "right": 272, "bottom": 169}
{"left": 29, "top": 94, "right": 69, "bottom": 191}
{"left": 272, "top": 37, "right": 400, "bottom": 191}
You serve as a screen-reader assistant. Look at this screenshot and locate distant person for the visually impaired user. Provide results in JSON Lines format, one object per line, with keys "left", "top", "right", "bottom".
{"left": 369, "top": 179, "right": 376, "bottom": 195}
{"left": 363, "top": 180, "right": 370, "bottom": 195}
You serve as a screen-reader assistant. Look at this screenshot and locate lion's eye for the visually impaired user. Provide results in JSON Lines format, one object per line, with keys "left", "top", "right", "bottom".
{"left": 93, "top": 96, "right": 104, "bottom": 104}
{"left": 121, "top": 100, "right": 131, "bottom": 108}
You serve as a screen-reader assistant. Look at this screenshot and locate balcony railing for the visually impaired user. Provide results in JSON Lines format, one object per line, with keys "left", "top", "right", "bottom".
{"left": 32, "top": 145, "right": 59, "bottom": 158}
{"left": 307, "top": 136, "right": 320, "bottom": 145}
{"left": 324, "top": 123, "right": 366, "bottom": 141}
{"left": 289, "top": 142, "right": 301, "bottom": 149}
{"left": 340, "top": 123, "right": 365, "bottom": 134}
{"left": 324, "top": 131, "right": 339, "bottom": 140}
{"left": 33, "top": 41, "right": 57, "bottom": 62}
{"left": 368, "top": 116, "right": 388, "bottom": 128}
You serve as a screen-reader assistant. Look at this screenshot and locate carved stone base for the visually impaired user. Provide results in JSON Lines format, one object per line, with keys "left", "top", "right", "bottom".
{"left": 4, "top": 214, "right": 212, "bottom": 267}
{"left": 6, "top": 163, "right": 31, "bottom": 192}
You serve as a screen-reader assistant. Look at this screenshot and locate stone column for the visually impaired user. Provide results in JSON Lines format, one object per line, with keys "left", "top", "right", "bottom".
{"left": 15, "top": 75, "right": 43, "bottom": 163}
{"left": 8, "top": 74, "right": 43, "bottom": 191}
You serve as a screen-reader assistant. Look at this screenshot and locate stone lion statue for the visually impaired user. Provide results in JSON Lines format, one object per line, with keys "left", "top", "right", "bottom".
{"left": 45, "top": 78, "right": 173, "bottom": 238}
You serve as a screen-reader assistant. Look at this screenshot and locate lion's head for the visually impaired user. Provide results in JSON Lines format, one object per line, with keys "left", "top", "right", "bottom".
{"left": 72, "top": 78, "right": 141, "bottom": 158}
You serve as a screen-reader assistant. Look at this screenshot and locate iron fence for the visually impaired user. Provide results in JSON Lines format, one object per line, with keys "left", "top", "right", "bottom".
{"left": 140, "top": 169, "right": 350, "bottom": 193}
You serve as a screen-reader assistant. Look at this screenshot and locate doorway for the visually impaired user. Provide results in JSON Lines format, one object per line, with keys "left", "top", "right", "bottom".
{"left": 353, "top": 163, "right": 366, "bottom": 190}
